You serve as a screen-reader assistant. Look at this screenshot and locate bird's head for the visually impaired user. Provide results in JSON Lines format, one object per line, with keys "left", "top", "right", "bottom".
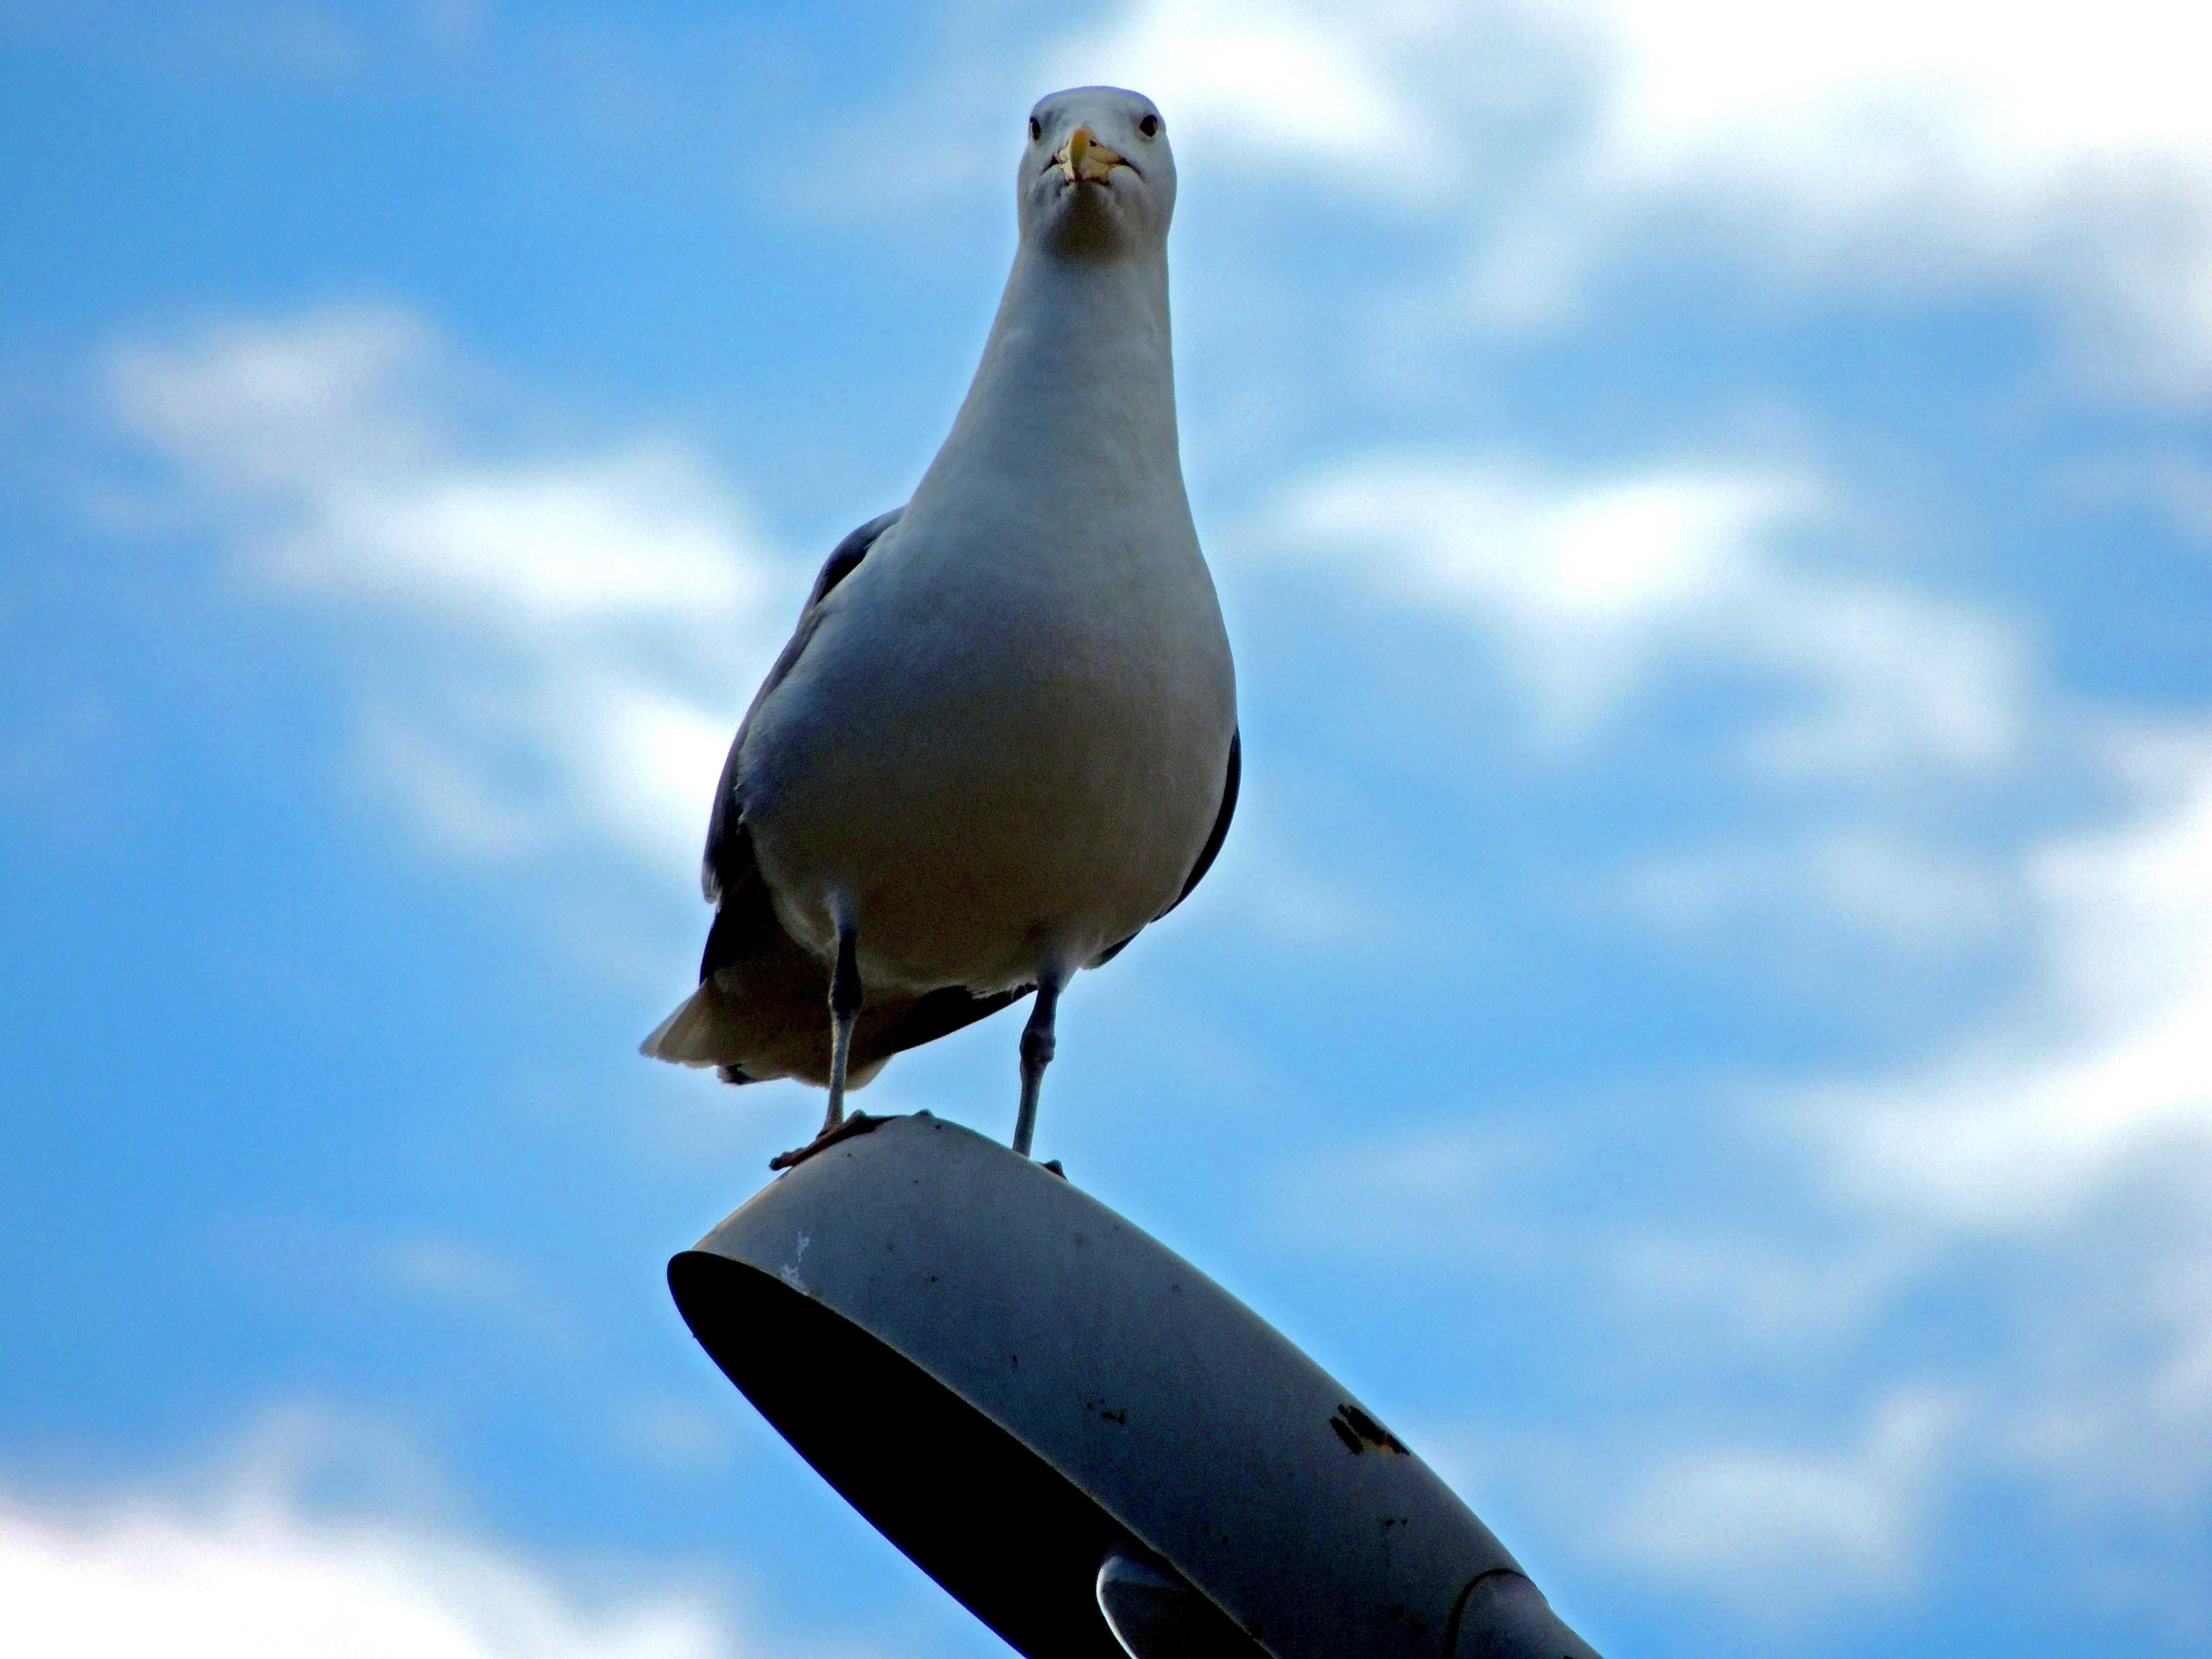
{"left": 1016, "top": 87, "right": 1175, "bottom": 260}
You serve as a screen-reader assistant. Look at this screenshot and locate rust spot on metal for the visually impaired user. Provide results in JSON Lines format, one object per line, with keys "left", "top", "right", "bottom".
{"left": 1328, "top": 1414, "right": 1364, "bottom": 1454}
{"left": 1338, "top": 1403, "right": 1408, "bottom": 1454}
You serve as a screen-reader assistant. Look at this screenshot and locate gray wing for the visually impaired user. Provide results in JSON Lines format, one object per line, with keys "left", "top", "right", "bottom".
{"left": 702, "top": 508, "right": 902, "bottom": 904}
{"left": 656, "top": 501, "right": 1027, "bottom": 1086}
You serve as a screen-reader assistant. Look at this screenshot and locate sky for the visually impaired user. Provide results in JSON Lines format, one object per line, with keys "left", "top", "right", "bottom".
{"left": 5, "top": 1, "right": 2212, "bottom": 1655}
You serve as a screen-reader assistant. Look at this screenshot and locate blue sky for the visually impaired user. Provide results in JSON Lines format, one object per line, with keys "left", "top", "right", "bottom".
{"left": 6, "top": 1, "right": 2212, "bottom": 1654}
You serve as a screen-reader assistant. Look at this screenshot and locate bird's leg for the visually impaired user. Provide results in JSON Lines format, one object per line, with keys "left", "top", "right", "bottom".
{"left": 822, "top": 924, "right": 861, "bottom": 1136}
{"left": 1011, "top": 972, "right": 1063, "bottom": 1159}
{"left": 769, "top": 926, "right": 872, "bottom": 1171}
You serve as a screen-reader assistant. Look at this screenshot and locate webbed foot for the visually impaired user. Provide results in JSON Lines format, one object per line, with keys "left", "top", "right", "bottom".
{"left": 769, "top": 1111, "right": 883, "bottom": 1171}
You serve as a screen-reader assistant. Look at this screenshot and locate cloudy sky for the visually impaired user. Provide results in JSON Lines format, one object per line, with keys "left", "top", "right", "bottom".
{"left": 6, "top": 1, "right": 2211, "bottom": 1654}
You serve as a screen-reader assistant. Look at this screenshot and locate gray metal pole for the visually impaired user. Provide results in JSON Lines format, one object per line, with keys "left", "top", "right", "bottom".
{"left": 670, "top": 1112, "right": 1601, "bottom": 1659}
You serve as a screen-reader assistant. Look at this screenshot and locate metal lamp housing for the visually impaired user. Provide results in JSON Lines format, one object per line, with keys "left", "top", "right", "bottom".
{"left": 669, "top": 1112, "right": 1599, "bottom": 1659}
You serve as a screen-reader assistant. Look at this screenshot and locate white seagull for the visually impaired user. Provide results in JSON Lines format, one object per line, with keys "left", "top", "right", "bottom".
{"left": 642, "top": 86, "right": 1238, "bottom": 1167}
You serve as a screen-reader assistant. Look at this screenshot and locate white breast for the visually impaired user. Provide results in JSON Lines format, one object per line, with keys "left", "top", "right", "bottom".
{"left": 738, "top": 493, "right": 1235, "bottom": 996}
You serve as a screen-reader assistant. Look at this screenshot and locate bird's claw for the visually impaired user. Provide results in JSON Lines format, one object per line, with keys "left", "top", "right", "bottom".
{"left": 769, "top": 1111, "right": 884, "bottom": 1171}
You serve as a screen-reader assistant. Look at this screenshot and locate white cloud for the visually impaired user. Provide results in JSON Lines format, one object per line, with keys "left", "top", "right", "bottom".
{"left": 376, "top": 1235, "right": 572, "bottom": 1344}
{"left": 0, "top": 1496, "right": 727, "bottom": 1659}
{"left": 1623, "top": 829, "right": 2014, "bottom": 962}
{"left": 1539, "top": 0, "right": 2212, "bottom": 395}
{"left": 1558, "top": 0, "right": 2212, "bottom": 209}
{"left": 1292, "top": 727, "right": 2212, "bottom": 1614}
{"left": 1041, "top": 0, "right": 1450, "bottom": 203}
{"left": 1589, "top": 1389, "right": 1960, "bottom": 1610}
{"left": 0, "top": 1458, "right": 737, "bottom": 1659}
{"left": 101, "top": 303, "right": 792, "bottom": 889}
{"left": 1192, "top": 804, "right": 1415, "bottom": 956}
{"left": 1283, "top": 1116, "right": 1920, "bottom": 1359}
{"left": 1816, "top": 732, "right": 2212, "bottom": 1233}
{"left": 1791, "top": 737, "right": 2212, "bottom": 1519}
{"left": 0, "top": 1405, "right": 878, "bottom": 1659}
{"left": 1250, "top": 548, "right": 2212, "bottom": 1610}
{"left": 1278, "top": 1120, "right": 1558, "bottom": 1255}
{"left": 1257, "top": 451, "right": 2024, "bottom": 775}
{"left": 1043, "top": 0, "right": 2212, "bottom": 397}
{"left": 619, "top": 1400, "right": 739, "bottom": 1472}
{"left": 1425, "top": 1388, "right": 1959, "bottom": 1617}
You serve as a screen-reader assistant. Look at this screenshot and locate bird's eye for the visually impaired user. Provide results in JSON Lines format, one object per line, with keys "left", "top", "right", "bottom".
{"left": 1028, "top": 116, "right": 1043, "bottom": 142}
{"left": 1137, "top": 113, "right": 1161, "bottom": 139}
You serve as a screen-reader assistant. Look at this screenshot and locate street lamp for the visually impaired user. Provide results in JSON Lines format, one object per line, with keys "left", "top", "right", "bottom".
{"left": 671, "top": 1112, "right": 1601, "bottom": 1659}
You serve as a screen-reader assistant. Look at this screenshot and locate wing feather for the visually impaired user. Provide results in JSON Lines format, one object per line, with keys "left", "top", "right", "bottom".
{"left": 701, "top": 508, "right": 902, "bottom": 902}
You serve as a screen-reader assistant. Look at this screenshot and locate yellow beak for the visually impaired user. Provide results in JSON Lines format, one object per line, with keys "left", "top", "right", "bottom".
{"left": 1055, "top": 124, "right": 1124, "bottom": 184}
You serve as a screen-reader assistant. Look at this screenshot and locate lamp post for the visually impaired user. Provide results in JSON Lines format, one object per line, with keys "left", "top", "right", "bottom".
{"left": 671, "top": 1112, "right": 1601, "bottom": 1659}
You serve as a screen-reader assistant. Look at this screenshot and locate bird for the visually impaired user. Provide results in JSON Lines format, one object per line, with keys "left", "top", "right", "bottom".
{"left": 641, "top": 86, "right": 1238, "bottom": 1169}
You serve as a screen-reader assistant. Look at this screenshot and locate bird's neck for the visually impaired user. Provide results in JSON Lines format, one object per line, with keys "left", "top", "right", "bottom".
{"left": 916, "top": 246, "right": 1182, "bottom": 506}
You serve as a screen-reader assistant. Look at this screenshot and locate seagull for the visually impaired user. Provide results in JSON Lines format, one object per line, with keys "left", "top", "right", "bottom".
{"left": 642, "top": 86, "right": 1238, "bottom": 1168}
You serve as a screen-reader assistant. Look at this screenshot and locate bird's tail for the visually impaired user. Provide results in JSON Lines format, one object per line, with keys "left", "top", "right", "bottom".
{"left": 643, "top": 917, "right": 1030, "bottom": 1088}
{"left": 639, "top": 984, "right": 753, "bottom": 1071}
